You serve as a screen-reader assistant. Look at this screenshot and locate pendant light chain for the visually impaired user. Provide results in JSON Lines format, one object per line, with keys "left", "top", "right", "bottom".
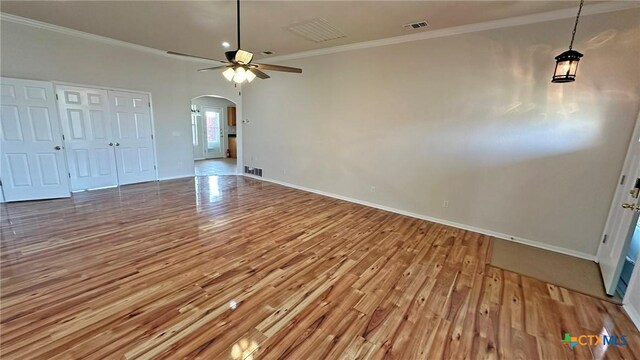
{"left": 568, "top": 0, "right": 584, "bottom": 50}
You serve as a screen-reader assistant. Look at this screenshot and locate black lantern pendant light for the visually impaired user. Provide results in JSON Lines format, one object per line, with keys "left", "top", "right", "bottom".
{"left": 552, "top": 0, "right": 585, "bottom": 83}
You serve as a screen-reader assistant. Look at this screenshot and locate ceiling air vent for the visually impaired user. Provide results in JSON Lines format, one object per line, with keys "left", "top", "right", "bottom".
{"left": 403, "top": 20, "right": 428, "bottom": 30}
{"left": 286, "top": 18, "right": 346, "bottom": 43}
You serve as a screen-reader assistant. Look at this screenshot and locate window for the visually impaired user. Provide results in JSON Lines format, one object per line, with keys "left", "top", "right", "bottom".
{"left": 191, "top": 114, "right": 198, "bottom": 146}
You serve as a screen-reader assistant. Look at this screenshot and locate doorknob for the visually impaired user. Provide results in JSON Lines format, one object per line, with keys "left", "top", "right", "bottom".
{"left": 54, "top": 146, "right": 61, "bottom": 150}
{"left": 115, "top": 142, "right": 120, "bottom": 146}
{"left": 109, "top": 142, "right": 114, "bottom": 146}
{"left": 621, "top": 203, "right": 640, "bottom": 212}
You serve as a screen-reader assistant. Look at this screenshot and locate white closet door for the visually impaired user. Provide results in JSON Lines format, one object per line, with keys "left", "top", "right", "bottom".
{"left": 0, "top": 78, "right": 70, "bottom": 201}
{"left": 56, "top": 85, "right": 118, "bottom": 191}
{"left": 108, "top": 90, "right": 156, "bottom": 185}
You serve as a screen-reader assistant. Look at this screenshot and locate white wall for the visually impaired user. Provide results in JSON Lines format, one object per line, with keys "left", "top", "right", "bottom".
{"left": 243, "top": 9, "right": 640, "bottom": 257}
{"left": 0, "top": 19, "right": 242, "bottom": 180}
{"left": 191, "top": 96, "right": 236, "bottom": 159}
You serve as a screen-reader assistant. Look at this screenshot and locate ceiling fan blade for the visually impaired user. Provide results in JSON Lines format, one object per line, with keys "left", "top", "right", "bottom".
{"left": 251, "top": 69, "right": 270, "bottom": 79}
{"left": 198, "top": 65, "right": 232, "bottom": 72}
{"left": 255, "top": 63, "right": 302, "bottom": 73}
{"left": 167, "top": 51, "right": 227, "bottom": 63}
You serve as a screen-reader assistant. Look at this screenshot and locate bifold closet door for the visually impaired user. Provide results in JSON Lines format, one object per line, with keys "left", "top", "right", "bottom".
{"left": 56, "top": 85, "right": 118, "bottom": 191}
{"left": 0, "top": 78, "right": 70, "bottom": 202}
{"left": 108, "top": 90, "right": 156, "bottom": 185}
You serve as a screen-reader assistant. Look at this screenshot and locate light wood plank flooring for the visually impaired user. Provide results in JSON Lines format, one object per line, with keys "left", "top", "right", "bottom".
{"left": 1, "top": 176, "right": 638, "bottom": 359}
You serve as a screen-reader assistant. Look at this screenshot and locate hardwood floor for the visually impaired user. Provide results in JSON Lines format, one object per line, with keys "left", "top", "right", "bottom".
{"left": 1, "top": 176, "right": 638, "bottom": 359}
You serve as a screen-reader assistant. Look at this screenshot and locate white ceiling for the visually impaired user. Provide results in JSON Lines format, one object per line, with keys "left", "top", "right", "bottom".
{"left": 1, "top": 1, "right": 596, "bottom": 60}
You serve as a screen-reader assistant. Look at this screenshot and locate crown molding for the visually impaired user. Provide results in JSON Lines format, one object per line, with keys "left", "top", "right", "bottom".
{"left": 0, "top": 12, "right": 216, "bottom": 64}
{"left": 264, "top": 1, "right": 640, "bottom": 62}
{"left": 2, "top": 1, "right": 639, "bottom": 64}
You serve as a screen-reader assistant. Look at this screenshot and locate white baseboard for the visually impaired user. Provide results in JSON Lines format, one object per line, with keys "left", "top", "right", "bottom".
{"left": 243, "top": 174, "right": 597, "bottom": 262}
{"left": 623, "top": 303, "right": 640, "bottom": 331}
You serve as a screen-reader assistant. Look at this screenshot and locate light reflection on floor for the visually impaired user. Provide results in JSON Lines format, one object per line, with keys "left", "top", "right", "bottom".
{"left": 194, "top": 176, "right": 222, "bottom": 210}
{"left": 230, "top": 338, "right": 259, "bottom": 360}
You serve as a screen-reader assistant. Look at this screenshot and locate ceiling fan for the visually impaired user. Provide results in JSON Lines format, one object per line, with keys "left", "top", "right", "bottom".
{"left": 167, "top": 0, "right": 302, "bottom": 83}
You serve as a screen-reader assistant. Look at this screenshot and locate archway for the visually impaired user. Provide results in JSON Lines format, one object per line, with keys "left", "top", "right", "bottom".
{"left": 190, "top": 95, "right": 238, "bottom": 176}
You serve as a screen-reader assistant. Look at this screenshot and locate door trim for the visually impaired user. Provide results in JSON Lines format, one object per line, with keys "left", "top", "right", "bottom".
{"left": 53, "top": 81, "right": 159, "bottom": 182}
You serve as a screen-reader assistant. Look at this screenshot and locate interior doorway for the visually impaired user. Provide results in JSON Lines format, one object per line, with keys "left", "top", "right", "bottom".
{"left": 191, "top": 95, "right": 237, "bottom": 176}
{"left": 617, "top": 218, "right": 640, "bottom": 298}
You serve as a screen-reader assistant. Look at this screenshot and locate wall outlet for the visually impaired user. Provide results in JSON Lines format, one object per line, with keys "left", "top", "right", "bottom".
{"left": 370, "top": 186, "right": 376, "bottom": 193}
{"left": 443, "top": 200, "right": 449, "bottom": 208}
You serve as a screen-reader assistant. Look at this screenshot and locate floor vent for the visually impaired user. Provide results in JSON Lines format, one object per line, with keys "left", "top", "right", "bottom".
{"left": 286, "top": 18, "right": 346, "bottom": 43}
{"left": 403, "top": 20, "right": 429, "bottom": 30}
{"left": 244, "top": 166, "right": 263, "bottom": 177}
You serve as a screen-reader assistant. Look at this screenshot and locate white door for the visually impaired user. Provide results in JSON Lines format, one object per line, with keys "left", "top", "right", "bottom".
{"left": 0, "top": 78, "right": 70, "bottom": 201}
{"left": 203, "top": 107, "right": 224, "bottom": 158}
{"left": 56, "top": 85, "right": 118, "bottom": 191}
{"left": 108, "top": 90, "right": 156, "bottom": 185}
{"left": 598, "top": 112, "right": 640, "bottom": 295}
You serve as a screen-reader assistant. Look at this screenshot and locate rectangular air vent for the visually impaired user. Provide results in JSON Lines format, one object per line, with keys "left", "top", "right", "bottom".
{"left": 286, "top": 18, "right": 346, "bottom": 43}
{"left": 244, "top": 166, "right": 263, "bottom": 177}
{"left": 403, "top": 20, "right": 428, "bottom": 30}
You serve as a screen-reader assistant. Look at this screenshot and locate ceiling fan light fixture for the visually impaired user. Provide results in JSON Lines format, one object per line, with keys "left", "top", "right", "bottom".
{"left": 235, "top": 50, "right": 254, "bottom": 64}
{"left": 233, "top": 67, "right": 247, "bottom": 83}
{"left": 245, "top": 69, "right": 256, "bottom": 83}
{"left": 223, "top": 67, "right": 236, "bottom": 81}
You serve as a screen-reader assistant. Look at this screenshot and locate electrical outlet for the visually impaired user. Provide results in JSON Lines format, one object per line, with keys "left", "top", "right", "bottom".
{"left": 370, "top": 186, "right": 376, "bottom": 193}
{"left": 443, "top": 200, "right": 449, "bottom": 208}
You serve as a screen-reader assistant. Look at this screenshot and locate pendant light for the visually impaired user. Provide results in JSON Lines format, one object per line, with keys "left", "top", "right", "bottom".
{"left": 551, "top": 0, "right": 585, "bottom": 83}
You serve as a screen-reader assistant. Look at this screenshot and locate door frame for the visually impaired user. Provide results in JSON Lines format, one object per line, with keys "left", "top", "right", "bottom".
{"left": 597, "top": 110, "right": 640, "bottom": 295}
{"left": 53, "top": 81, "right": 159, "bottom": 182}
{"left": 201, "top": 106, "right": 225, "bottom": 159}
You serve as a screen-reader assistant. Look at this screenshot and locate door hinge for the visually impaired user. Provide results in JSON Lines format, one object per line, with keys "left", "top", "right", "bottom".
{"left": 68, "top": 173, "right": 71, "bottom": 178}
{"left": 154, "top": 165, "right": 157, "bottom": 170}
{"left": 620, "top": 175, "right": 626, "bottom": 185}
{"left": 148, "top": 102, "right": 151, "bottom": 107}
{"left": 62, "top": 134, "right": 65, "bottom": 140}
{"left": 151, "top": 134, "right": 154, "bottom": 140}
{"left": 55, "top": 94, "right": 59, "bottom": 100}
{"left": 0, "top": 179, "right": 2, "bottom": 187}
{"left": 602, "top": 234, "right": 608, "bottom": 244}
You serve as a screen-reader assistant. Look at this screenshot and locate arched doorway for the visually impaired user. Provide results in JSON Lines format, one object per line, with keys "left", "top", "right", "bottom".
{"left": 191, "top": 95, "right": 238, "bottom": 176}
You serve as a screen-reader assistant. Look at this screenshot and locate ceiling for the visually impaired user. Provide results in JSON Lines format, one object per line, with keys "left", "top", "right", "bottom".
{"left": 1, "top": 1, "right": 593, "bottom": 60}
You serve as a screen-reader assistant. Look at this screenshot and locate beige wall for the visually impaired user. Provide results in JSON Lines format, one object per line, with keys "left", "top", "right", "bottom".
{"left": 243, "top": 9, "right": 640, "bottom": 257}
{"left": 0, "top": 20, "right": 241, "bottom": 180}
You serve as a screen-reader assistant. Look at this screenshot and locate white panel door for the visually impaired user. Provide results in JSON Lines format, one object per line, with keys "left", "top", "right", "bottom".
{"left": 0, "top": 77, "right": 70, "bottom": 201}
{"left": 598, "top": 112, "right": 640, "bottom": 294}
{"left": 203, "top": 107, "right": 224, "bottom": 159}
{"left": 108, "top": 90, "right": 156, "bottom": 185}
{"left": 56, "top": 85, "right": 118, "bottom": 191}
